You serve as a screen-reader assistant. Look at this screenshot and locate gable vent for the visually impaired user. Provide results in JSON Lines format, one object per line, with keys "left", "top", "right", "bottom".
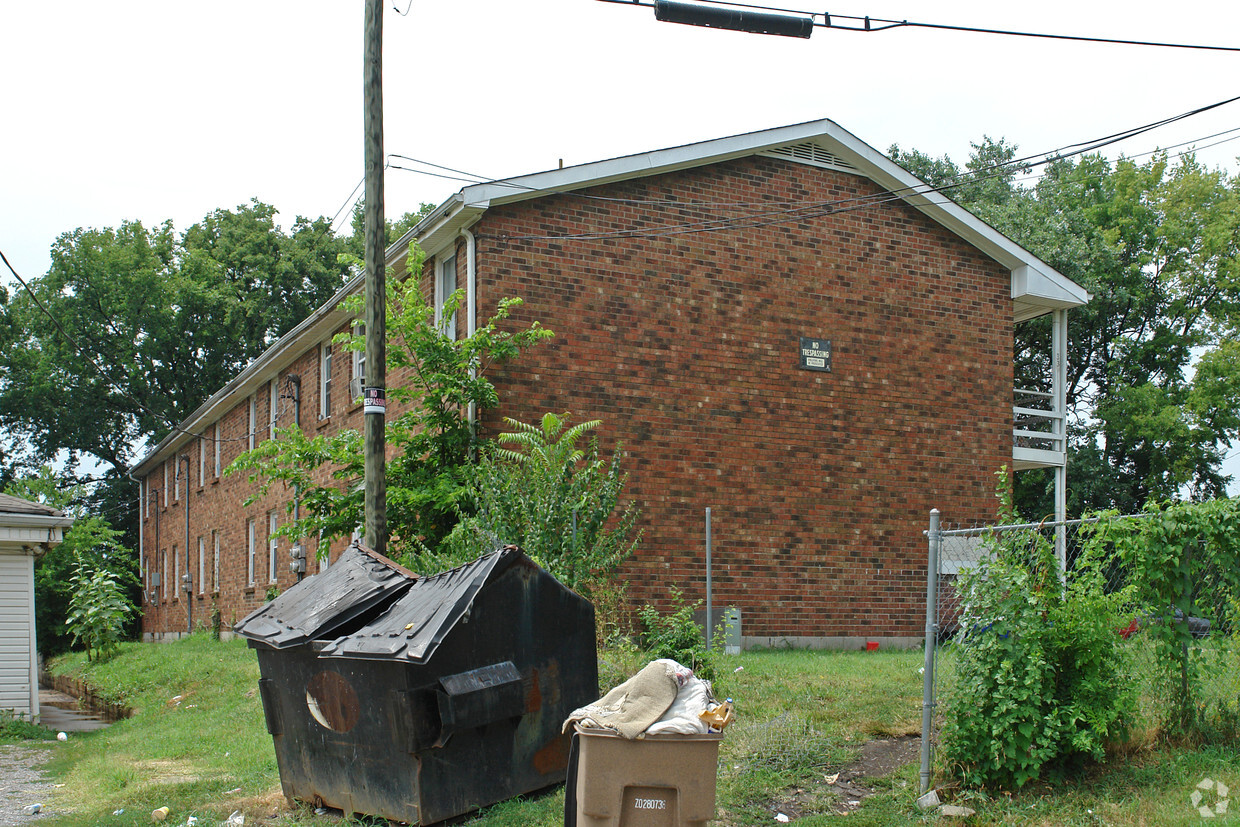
{"left": 761, "top": 143, "right": 860, "bottom": 174}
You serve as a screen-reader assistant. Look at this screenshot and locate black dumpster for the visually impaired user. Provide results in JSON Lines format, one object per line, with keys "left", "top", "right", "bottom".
{"left": 234, "top": 543, "right": 598, "bottom": 825}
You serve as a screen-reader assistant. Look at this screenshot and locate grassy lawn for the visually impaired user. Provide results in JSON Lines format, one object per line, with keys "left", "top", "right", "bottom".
{"left": 26, "top": 636, "right": 1240, "bottom": 825}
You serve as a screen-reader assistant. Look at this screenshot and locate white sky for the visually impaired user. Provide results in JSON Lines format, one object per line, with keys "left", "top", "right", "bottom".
{"left": 2, "top": 0, "right": 1239, "bottom": 489}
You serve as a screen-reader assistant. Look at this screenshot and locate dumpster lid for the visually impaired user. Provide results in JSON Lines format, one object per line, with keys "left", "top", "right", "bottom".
{"left": 233, "top": 542, "right": 418, "bottom": 648}
{"left": 318, "top": 545, "right": 529, "bottom": 663}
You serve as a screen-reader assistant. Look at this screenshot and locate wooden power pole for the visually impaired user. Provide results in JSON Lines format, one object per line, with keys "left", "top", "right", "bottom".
{"left": 362, "top": 0, "right": 387, "bottom": 553}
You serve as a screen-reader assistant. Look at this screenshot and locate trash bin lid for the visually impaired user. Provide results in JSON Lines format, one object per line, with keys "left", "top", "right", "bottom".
{"left": 318, "top": 546, "right": 526, "bottom": 663}
{"left": 234, "top": 542, "right": 417, "bottom": 648}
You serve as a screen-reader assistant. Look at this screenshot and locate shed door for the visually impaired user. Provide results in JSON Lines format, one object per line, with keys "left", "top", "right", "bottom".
{"left": 0, "top": 553, "right": 35, "bottom": 719}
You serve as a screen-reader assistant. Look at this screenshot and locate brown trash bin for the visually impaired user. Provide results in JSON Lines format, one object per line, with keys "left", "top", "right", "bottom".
{"left": 572, "top": 726, "right": 724, "bottom": 827}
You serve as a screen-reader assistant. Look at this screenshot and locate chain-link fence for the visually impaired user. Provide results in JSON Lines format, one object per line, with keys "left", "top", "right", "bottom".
{"left": 918, "top": 507, "right": 1240, "bottom": 793}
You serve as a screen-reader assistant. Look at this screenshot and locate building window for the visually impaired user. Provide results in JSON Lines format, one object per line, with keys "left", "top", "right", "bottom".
{"left": 436, "top": 253, "right": 457, "bottom": 338}
{"left": 163, "top": 463, "right": 168, "bottom": 507}
{"left": 248, "top": 395, "right": 257, "bottom": 450}
{"left": 197, "top": 536, "right": 205, "bottom": 595}
{"left": 247, "top": 518, "right": 256, "bottom": 587}
{"left": 317, "top": 535, "right": 328, "bottom": 573}
{"left": 352, "top": 324, "right": 365, "bottom": 400}
{"left": 213, "top": 422, "right": 222, "bottom": 477}
{"left": 173, "top": 544, "right": 180, "bottom": 601}
{"left": 174, "top": 461, "right": 180, "bottom": 502}
{"left": 161, "top": 551, "right": 167, "bottom": 602}
{"left": 269, "top": 378, "right": 279, "bottom": 439}
{"left": 320, "top": 343, "right": 333, "bottom": 420}
{"left": 267, "top": 511, "right": 279, "bottom": 584}
{"left": 198, "top": 438, "right": 205, "bottom": 487}
{"left": 212, "top": 530, "right": 220, "bottom": 594}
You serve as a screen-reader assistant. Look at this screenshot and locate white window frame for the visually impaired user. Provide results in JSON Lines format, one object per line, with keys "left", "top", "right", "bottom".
{"left": 318, "top": 535, "right": 328, "bottom": 573}
{"left": 173, "top": 544, "right": 180, "bottom": 601}
{"left": 212, "top": 530, "right": 220, "bottom": 594}
{"left": 269, "top": 378, "right": 279, "bottom": 438}
{"left": 436, "top": 253, "right": 458, "bottom": 339}
{"left": 248, "top": 395, "right": 257, "bottom": 450}
{"left": 213, "top": 422, "right": 222, "bottom": 477}
{"left": 268, "top": 510, "right": 279, "bottom": 584}
{"left": 174, "top": 460, "right": 181, "bottom": 502}
{"left": 163, "top": 463, "right": 168, "bottom": 507}
{"left": 197, "top": 536, "right": 205, "bottom": 595}
{"left": 198, "top": 438, "right": 205, "bottom": 487}
{"left": 247, "top": 518, "right": 256, "bottom": 587}
{"left": 161, "top": 551, "right": 167, "bottom": 602}
{"left": 352, "top": 323, "right": 366, "bottom": 398}
{"left": 320, "top": 342, "right": 333, "bottom": 420}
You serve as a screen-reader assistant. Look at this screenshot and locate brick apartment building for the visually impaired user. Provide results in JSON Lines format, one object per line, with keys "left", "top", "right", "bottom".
{"left": 131, "top": 119, "right": 1088, "bottom": 646}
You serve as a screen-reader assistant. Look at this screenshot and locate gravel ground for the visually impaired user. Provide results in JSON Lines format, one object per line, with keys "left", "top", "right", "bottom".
{"left": 0, "top": 745, "right": 57, "bottom": 826}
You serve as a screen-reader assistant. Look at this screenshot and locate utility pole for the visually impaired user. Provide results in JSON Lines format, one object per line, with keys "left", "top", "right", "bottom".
{"left": 362, "top": 0, "right": 387, "bottom": 554}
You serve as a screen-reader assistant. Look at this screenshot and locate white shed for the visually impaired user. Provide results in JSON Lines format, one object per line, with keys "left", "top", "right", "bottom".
{"left": 0, "top": 493, "right": 73, "bottom": 720}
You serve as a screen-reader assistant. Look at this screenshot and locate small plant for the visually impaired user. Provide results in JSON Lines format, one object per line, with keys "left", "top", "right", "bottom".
{"left": 450, "top": 413, "right": 641, "bottom": 597}
{"left": 940, "top": 470, "right": 1133, "bottom": 789}
{"left": 65, "top": 562, "right": 134, "bottom": 662}
{"left": 638, "top": 587, "right": 718, "bottom": 680}
{"left": 0, "top": 710, "right": 54, "bottom": 742}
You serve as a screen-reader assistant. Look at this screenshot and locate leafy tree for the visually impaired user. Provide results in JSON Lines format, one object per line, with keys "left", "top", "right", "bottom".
{"left": 0, "top": 200, "right": 355, "bottom": 479}
{"left": 450, "top": 413, "right": 641, "bottom": 595}
{"left": 228, "top": 260, "right": 554, "bottom": 573}
{"left": 891, "top": 143, "right": 1240, "bottom": 514}
{"left": 5, "top": 467, "right": 136, "bottom": 655}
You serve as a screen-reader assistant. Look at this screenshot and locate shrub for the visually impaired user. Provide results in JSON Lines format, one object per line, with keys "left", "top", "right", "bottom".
{"left": 940, "top": 527, "right": 1133, "bottom": 788}
{"left": 638, "top": 588, "right": 718, "bottom": 681}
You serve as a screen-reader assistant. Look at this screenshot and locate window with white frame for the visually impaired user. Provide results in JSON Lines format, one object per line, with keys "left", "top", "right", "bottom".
{"left": 248, "top": 395, "right": 257, "bottom": 450}
{"left": 318, "top": 535, "right": 329, "bottom": 573}
{"left": 163, "top": 463, "right": 168, "bottom": 506}
{"left": 213, "top": 422, "right": 221, "bottom": 477}
{"left": 198, "top": 438, "right": 205, "bottom": 487}
{"left": 436, "top": 253, "right": 457, "bottom": 338}
{"left": 268, "top": 510, "right": 279, "bottom": 583}
{"left": 161, "top": 551, "right": 167, "bottom": 602}
{"left": 269, "top": 378, "right": 279, "bottom": 438}
{"left": 174, "top": 460, "right": 181, "bottom": 501}
{"left": 247, "top": 518, "right": 256, "bottom": 586}
{"left": 197, "top": 536, "right": 205, "bottom": 595}
{"left": 320, "top": 342, "right": 333, "bottom": 420}
{"left": 212, "top": 530, "right": 220, "bottom": 594}
{"left": 173, "top": 544, "right": 180, "bottom": 601}
{"left": 352, "top": 324, "right": 365, "bottom": 400}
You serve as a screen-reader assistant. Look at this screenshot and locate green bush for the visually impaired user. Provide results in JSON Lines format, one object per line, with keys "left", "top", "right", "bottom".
{"left": 66, "top": 562, "right": 134, "bottom": 662}
{"left": 940, "top": 530, "right": 1132, "bottom": 788}
{"left": 450, "top": 413, "right": 640, "bottom": 597}
{"left": 638, "top": 588, "right": 718, "bottom": 681}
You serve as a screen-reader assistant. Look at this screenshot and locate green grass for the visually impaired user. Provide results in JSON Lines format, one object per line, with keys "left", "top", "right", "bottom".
{"left": 37, "top": 637, "right": 1240, "bottom": 825}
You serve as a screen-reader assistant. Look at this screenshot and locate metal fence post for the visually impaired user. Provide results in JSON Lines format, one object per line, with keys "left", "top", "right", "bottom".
{"left": 920, "top": 508, "right": 941, "bottom": 795}
{"left": 705, "top": 507, "right": 713, "bottom": 649}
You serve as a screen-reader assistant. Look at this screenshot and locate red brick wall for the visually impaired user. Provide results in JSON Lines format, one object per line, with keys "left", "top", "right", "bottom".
{"left": 139, "top": 155, "right": 1011, "bottom": 642}
{"left": 472, "top": 156, "right": 1011, "bottom": 639}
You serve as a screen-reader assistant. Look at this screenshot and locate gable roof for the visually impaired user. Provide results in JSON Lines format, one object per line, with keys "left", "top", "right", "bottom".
{"left": 398, "top": 117, "right": 1089, "bottom": 323}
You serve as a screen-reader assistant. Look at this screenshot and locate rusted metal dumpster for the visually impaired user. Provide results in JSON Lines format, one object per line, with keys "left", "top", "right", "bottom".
{"left": 234, "top": 543, "right": 597, "bottom": 825}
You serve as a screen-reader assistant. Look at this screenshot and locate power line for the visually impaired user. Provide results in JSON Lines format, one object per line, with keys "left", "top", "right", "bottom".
{"left": 389, "top": 94, "right": 1240, "bottom": 217}
{"left": 600, "top": 0, "right": 1240, "bottom": 52}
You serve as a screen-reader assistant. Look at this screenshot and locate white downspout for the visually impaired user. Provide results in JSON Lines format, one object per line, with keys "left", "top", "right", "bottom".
{"left": 462, "top": 227, "right": 478, "bottom": 427}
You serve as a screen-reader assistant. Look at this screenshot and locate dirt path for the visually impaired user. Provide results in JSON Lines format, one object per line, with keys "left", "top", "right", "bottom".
{"left": 0, "top": 745, "right": 57, "bottom": 826}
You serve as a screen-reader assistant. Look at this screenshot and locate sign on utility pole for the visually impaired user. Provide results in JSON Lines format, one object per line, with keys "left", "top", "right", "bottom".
{"left": 363, "top": 0, "right": 387, "bottom": 554}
